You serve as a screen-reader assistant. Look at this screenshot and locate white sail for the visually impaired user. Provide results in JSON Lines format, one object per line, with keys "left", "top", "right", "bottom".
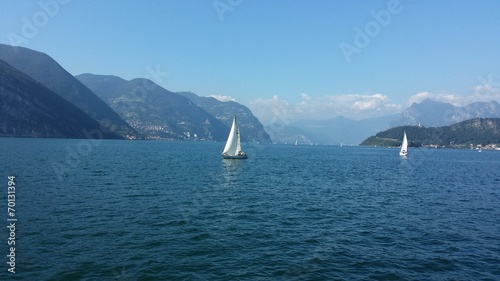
{"left": 222, "top": 115, "right": 246, "bottom": 158}
{"left": 399, "top": 131, "right": 408, "bottom": 156}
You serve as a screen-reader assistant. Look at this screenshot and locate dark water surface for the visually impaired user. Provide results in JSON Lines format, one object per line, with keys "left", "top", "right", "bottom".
{"left": 1, "top": 138, "right": 499, "bottom": 280}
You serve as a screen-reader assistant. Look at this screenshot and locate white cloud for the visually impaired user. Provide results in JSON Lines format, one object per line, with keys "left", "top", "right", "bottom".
{"left": 408, "top": 82, "right": 500, "bottom": 107}
{"left": 306, "top": 93, "right": 401, "bottom": 118}
{"left": 248, "top": 93, "right": 402, "bottom": 125}
{"left": 249, "top": 79, "right": 500, "bottom": 125}
{"left": 350, "top": 93, "right": 389, "bottom": 110}
{"left": 208, "top": 95, "right": 236, "bottom": 102}
{"left": 407, "top": 92, "right": 464, "bottom": 106}
{"left": 473, "top": 82, "right": 500, "bottom": 99}
{"left": 406, "top": 74, "right": 500, "bottom": 106}
{"left": 248, "top": 95, "right": 293, "bottom": 126}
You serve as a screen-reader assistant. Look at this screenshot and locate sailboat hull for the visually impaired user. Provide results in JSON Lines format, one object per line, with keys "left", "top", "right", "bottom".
{"left": 222, "top": 154, "right": 248, "bottom": 159}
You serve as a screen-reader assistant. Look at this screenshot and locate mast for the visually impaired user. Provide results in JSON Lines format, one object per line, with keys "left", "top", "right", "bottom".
{"left": 235, "top": 119, "right": 242, "bottom": 154}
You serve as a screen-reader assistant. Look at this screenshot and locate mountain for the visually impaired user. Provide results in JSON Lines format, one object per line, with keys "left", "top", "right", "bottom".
{"left": 264, "top": 123, "right": 315, "bottom": 145}
{"left": 0, "top": 60, "right": 122, "bottom": 139}
{"left": 76, "top": 74, "right": 228, "bottom": 141}
{"left": 390, "top": 99, "right": 500, "bottom": 127}
{"left": 288, "top": 115, "right": 394, "bottom": 145}
{"left": 0, "top": 44, "right": 140, "bottom": 139}
{"left": 177, "top": 92, "right": 272, "bottom": 143}
{"left": 266, "top": 115, "right": 394, "bottom": 145}
{"left": 360, "top": 118, "right": 500, "bottom": 148}
{"left": 270, "top": 100, "right": 500, "bottom": 145}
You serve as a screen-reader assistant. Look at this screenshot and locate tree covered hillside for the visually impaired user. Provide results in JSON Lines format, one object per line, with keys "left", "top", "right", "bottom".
{"left": 360, "top": 118, "right": 500, "bottom": 148}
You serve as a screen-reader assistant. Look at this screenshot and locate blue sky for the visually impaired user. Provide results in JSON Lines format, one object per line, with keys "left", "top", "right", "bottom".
{"left": 1, "top": 0, "right": 500, "bottom": 123}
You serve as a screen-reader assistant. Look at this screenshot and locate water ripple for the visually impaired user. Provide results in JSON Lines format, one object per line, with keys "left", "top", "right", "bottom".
{"left": 1, "top": 140, "right": 499, "bottom": 280}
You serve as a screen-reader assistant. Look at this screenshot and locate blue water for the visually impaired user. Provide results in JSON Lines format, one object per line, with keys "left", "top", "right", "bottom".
{"left": 1, "top": 138, "right": 499, "bottom": 280}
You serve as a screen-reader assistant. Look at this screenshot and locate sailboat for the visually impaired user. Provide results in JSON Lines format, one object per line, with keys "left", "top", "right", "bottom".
{"left": 222, "top": 115, "right": 247, "bottom": 159}
{"left": 399, "top": 131, "right": 408, "bottom": 156}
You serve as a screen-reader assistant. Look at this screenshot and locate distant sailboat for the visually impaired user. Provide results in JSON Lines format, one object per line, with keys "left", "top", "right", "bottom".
{"left": 399, "top": 131, "right": 408, "bottom": 156}
{"left": 295, "top": 140, "right": 298, "bottom": 146}
{"left": 222, "top": 115, "right": 247, "bottom": 159}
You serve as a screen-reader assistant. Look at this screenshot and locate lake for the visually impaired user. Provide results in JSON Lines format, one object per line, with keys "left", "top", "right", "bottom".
{"left": 1, "top": 138, "right": 499, "bottom": 280}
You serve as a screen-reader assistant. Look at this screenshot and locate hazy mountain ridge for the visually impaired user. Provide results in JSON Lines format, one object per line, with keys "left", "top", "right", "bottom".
{"left": 360, "top": 118, "right": 500, "bottom": 148}
{"left": 270, "top": 100, "right": 500, "bottom": 145}
{"left": 0, "top": 43, "right": 267, "bottom": 142}
{"left": 263, "top": 123, "right": 316, "bottom": 145}
{"left": 390, "top": 100, "right": 500, "bottom": 127}
{"left": 2, "top": 44, "right": 500, "bottom": 144}
{"left": 177, "top": 91, "right": 272, "bottom": 143}
{"left": 0, "top": 44, "right": 140, "bottom": 139}
{"left": 290, "top": 115, "right": 394, "bottom": 145}
{"left": 77, "top": 74, "right": 228, "bottom": 141}
{"left": 0, "top": 60, "right": 122, "bottom": 139}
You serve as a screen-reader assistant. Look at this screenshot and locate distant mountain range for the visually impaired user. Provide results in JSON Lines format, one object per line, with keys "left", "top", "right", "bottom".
{"left": 2, "top": 43, "right": 500, "bottom": 144}
{"left": 389, "top": 99, "right": 500, "bottom": 127}
{"left": 267, "top": 100, "right": 500, "bottom": 145}
{"left": 0, "top": 60, "right": 121, "bottom": 139}
{"left": 0, "top": 44, "right": 269, "bottom": 141}
{"left": 0, "top": 44, "right": 139, "bottom": 139}
{"left": 176, "top": 92, "right": 271, "bottom": 143}
{"left": 264, "top": 123, "right": 316, "bottom": 145}
{"left": 76, "top": 74, "right": 230, "bottom": 141}
{"left": 360, "top": 118, "right": 500, "bottom": 148}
